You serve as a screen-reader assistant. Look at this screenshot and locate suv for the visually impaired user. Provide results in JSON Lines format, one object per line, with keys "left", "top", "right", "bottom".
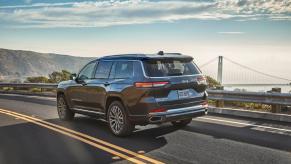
{"left": 57, "top": 52, "right": 208, "bottom": 136}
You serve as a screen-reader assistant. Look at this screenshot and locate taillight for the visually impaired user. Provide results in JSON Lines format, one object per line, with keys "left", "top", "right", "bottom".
{"left": 197, "top": 76, "right": 207, "bottom": 85}
{"left": 201, "top": 100, "right": 208, "bottom": 108}
{"left": 135, "top": 81, "right": 169, "bottom": 88}
{"left": 149, "top": 107, "right": 167, "bottom": 113}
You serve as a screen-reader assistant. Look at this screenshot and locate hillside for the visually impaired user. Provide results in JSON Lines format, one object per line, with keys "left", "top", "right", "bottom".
{"left": 0, "top": 48, "right": 95, "bottom": 81}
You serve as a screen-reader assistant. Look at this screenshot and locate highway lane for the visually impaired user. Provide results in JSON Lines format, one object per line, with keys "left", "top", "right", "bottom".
{"left": 0, "top": 94, "right": 291, "bottom": 164}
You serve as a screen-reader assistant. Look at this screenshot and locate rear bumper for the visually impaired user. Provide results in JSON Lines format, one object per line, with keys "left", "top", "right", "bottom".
{"left": 148, "top": 105, "right": 207, "bottom": 123}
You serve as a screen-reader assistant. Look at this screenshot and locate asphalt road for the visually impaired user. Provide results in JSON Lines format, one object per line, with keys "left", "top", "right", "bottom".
{"left": 0, "top": 94, "right": 290, "bottom": 164}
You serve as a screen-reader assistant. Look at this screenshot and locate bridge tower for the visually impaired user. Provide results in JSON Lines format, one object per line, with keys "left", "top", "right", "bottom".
{"left": 217, "top": 56, "right": 223, "bottom": 84}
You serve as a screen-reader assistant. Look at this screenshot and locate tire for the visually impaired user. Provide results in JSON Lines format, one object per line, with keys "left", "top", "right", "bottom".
{"left": 57, "top": 94, "right": 74, "bottom": 121}
{"left": 171, "top": 118, "right": 192, "bottom": 127}
{"left": 107, "top": 101, "right": 134, "bottom": 137}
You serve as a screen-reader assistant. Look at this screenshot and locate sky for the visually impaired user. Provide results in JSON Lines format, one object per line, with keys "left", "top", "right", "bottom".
{"left": 0, "top": 0, "right": 291, "bottom": 82}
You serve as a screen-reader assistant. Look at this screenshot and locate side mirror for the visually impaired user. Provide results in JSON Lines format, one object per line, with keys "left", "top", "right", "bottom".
{"left": 70, "top": 73, "right": 77, "bottom": 80}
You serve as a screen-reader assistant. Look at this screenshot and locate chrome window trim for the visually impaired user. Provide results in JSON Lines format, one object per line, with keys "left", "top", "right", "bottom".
{"left": 100, "top": 59, "right": 203, "bottom": 79}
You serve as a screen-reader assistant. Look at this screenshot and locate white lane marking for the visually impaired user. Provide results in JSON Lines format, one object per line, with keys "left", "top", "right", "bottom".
{"left": 197, "top": 117, "right": 291, "bottom": 133}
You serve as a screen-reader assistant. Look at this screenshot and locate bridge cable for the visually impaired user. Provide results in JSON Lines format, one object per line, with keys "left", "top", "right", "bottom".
{"left": 199, "top": 57, "right": 218, "bottom": 68}
{"left": 224, "top": 57, "right": 291, "bottom": 82}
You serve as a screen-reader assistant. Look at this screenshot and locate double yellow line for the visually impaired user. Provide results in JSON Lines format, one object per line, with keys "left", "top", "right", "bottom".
{"left": 0, "top": 108, "right": 164, "bottom": 164}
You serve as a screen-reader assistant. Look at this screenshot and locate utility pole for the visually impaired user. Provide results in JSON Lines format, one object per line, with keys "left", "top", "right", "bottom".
{"left": 217, "top": 56, "right": 223, "bottom": 84}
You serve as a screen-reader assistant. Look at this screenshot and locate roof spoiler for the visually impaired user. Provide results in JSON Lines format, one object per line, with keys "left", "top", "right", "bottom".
{"left": 157, "top": 51, "right": 182, "bottom": 56}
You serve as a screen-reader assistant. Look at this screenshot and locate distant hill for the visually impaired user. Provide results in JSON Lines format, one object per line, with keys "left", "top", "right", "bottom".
{"left": 0, "top": 48, "right": 95, "bottom": 81}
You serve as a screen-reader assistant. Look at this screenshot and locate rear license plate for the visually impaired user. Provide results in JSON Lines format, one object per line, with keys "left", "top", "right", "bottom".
{"left": 178, "top": 89, "right": 190, "bottom": 99}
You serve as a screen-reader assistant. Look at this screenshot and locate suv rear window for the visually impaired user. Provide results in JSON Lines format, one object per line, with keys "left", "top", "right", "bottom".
{"left": 143, "top": 59, "right": 200, "bottom": 77}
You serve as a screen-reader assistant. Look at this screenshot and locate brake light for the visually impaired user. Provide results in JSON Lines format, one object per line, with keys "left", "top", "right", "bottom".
{"left": 197, "top": 76, "right": 207, "bottom": 85}
{"left": 135, "top": 81, "right": 169, "bottom": 88}
{"left": 149, "top": 107, "right": 167, "bottom": 113}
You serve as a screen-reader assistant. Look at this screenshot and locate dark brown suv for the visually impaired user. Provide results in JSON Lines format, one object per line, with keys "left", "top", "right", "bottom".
{"left": 57, "top": 52, "right": 208, "bottom": 136}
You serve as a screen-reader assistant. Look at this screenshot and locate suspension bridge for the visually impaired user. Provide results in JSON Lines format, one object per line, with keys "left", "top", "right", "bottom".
{"left": 199, "top": 56, "right": 291, "bottom": 87}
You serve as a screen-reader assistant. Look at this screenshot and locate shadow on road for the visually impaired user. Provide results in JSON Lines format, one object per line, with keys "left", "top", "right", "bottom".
{"left": 0, "top": 116, "right": 179, "bottom": 164}
{"left": 47, "top": 116, "right": 178, "bottom": 153}
{"left": 0, "top": 120, "right": 114, "bottom": 164}
{"left": 183, "top": 119, "right": 291, "bottom": 152}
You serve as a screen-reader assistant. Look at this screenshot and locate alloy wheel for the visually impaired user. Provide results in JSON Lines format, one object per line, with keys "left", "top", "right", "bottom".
{"left": 57, "top": 97, "right": 66, "bottom": 118}
{"left": 108, "top": 105, "right": 124, "bottom": 134}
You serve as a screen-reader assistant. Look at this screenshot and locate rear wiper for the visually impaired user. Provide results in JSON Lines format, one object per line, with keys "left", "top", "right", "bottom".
{"left": 167, "top": 73, "right": 183, "bottom": 76}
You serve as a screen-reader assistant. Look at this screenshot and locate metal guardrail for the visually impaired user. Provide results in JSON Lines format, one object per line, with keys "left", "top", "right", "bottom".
{"left": 207, "top": 90, "right": 291, "bottom": 106}
{"left": 0, "top": 83, "right": 58, "bottom": 89}
{"left": 1, "top": 83, "right": 291, "bottom": 107}
{"left": 0, "top": 83, "right": 58, "bottom": 97}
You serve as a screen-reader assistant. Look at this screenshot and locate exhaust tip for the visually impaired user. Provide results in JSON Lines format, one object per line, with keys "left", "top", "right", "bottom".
{"left": 149, "top": 116, "right": 163, "bottom": 123}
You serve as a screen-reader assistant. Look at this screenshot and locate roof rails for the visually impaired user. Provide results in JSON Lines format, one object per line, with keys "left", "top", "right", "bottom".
{"left": 157, "top": 51, "right": 182, "bottom": 56}
{"left": 166, "top": 53, "right": 182, "bottom": 55}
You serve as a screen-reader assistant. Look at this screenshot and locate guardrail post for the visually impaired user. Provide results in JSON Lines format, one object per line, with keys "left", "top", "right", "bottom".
{"left": 271, "top": 104, "right": 281, "bottom": 113}
{"left": 271, "top": 88, "right": 282, "bottom": 113}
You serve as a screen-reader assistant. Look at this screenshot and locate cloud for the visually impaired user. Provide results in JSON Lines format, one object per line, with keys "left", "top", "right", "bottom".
{"left": 0, "top": 0, "right": 290, "bottom": 28}
{"left": 218, "top": 32, "right": 245, "bottom": 34}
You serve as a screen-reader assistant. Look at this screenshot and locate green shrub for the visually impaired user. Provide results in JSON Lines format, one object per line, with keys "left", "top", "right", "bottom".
{"left": 30, "top": 88, "right": 41, "bottom": 93}
{"left": 3, "top": 87, "right": 14, "bottom": 91}
{"left": 206, "top": 76, "right": 221, "bottom": 88}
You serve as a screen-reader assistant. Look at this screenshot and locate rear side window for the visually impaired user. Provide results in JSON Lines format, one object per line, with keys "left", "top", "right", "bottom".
{"left": 95, "top": 61, "right": 113, "bottom": 79}
{"left": 110, "top": 61, "right": 133, "bottom": 79}
{"left": 143, "top": 59, "right": 200, "bottom": 77}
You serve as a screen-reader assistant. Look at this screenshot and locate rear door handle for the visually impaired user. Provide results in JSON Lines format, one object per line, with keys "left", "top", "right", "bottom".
{"left": 104, "top": 82, "right": 110, "bottom": 86}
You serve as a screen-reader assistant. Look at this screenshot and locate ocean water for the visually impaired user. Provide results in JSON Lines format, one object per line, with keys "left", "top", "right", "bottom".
{"left": 224, "top": 85, "right": 291, "bottom": 93}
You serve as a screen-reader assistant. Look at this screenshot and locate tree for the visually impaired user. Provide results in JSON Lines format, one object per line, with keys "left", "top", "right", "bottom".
{"left": 206, "top": 76, "right": 221, "bottom": 88}
{"left": 48, "top": 70, "right": 71, "bottom": 83}
{"left": 25, "top": 70, "right": 71, "bottom": 83}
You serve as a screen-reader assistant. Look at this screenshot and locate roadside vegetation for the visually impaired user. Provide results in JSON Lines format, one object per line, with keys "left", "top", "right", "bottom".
{"left": 25, "top": 70, "right": 71, "bottom": 83}
{"left": 206, "top": 76, "right": 221, "bottom": 88}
